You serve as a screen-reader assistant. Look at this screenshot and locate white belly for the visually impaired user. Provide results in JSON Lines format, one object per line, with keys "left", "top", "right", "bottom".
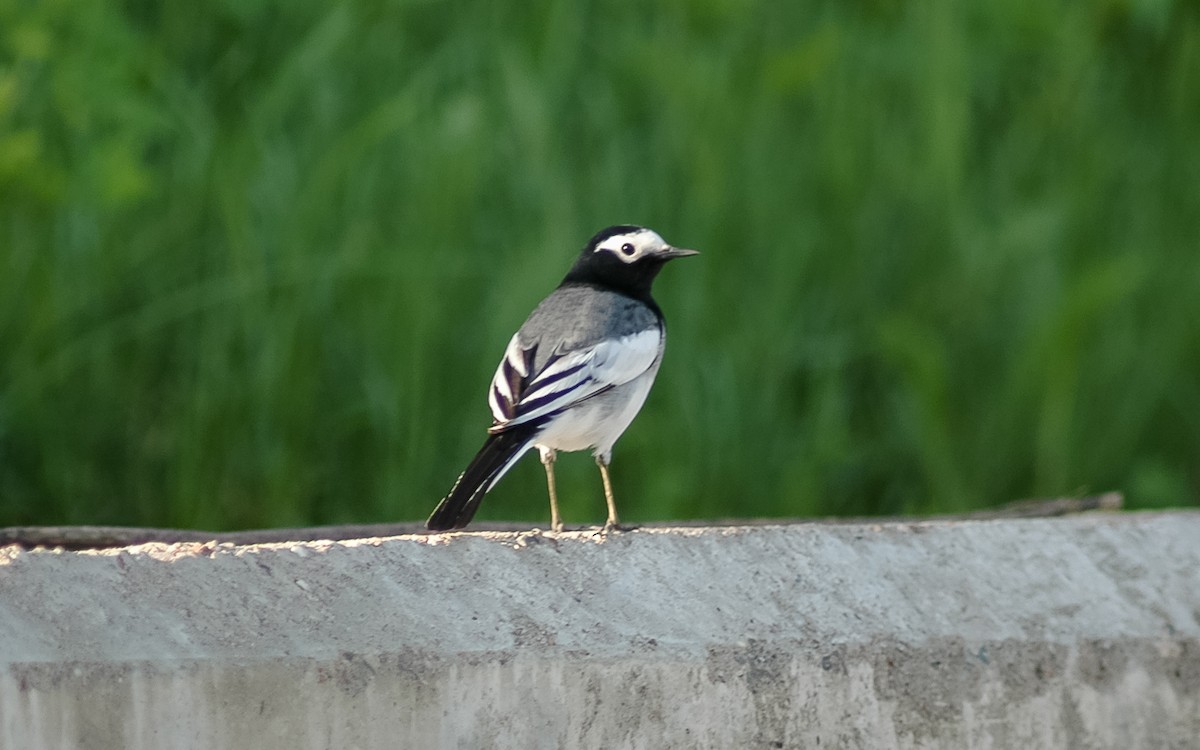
{"left": 533, "top": 358, "right": 662, "bottom": 462}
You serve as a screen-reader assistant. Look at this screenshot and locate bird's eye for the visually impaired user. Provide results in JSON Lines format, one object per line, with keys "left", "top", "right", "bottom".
{"left": 620, "top": 243, "right": 636, "bottom": 256}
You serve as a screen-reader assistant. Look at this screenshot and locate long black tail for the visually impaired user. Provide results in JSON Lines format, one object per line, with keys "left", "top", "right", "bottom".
{"left": 426, "top": 425, "right": 539, "bottom": 531}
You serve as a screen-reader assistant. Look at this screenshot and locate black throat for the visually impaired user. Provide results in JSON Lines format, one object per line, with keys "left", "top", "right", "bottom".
{"left": 559, "top": 251, "right": 668, "bottom": 311}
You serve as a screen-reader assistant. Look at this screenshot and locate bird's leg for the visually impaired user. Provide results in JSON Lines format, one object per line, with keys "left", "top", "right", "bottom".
{"left": 597, "top": 456, "right": 620, "bottom": 533}
{"left": 539, "top": 447, "right": 562, "bottom": 533}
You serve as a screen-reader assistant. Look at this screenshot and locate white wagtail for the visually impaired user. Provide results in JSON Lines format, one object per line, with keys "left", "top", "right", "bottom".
{"left": 426, "top": 225, "right": 697, "bottom": 532}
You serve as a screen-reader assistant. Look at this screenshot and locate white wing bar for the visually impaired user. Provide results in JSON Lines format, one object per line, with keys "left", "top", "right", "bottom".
{"left": 487, "top": 328, "right": 661, "bottom": 430}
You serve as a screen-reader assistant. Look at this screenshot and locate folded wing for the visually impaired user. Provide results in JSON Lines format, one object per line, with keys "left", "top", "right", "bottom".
{"left": 487, "top": 328, "right": 661, "bottom": 432}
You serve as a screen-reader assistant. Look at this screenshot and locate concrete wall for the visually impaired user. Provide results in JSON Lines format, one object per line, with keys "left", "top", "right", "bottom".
{"left": 1, "top": 512, "right": 1197, "bottom": 749}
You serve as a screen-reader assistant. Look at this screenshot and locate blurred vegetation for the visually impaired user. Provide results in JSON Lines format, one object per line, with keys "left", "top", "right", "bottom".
{"left": 1, "top": 0, "right": 1198, "bottom": 530}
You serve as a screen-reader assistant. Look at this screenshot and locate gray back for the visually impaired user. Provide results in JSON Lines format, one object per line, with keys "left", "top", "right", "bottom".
{"left": 517, "top": 286, "right": 661, "bottom": 371}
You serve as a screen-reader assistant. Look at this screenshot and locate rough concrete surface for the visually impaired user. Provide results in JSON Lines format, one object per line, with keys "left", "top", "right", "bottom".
{"left": 1, "top": 512, "right": 1198, "bottom": 749}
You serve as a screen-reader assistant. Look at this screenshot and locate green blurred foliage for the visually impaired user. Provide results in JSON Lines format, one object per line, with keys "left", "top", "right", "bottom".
{"left": 1, "top": 0, "right": 1197, "bottom": 529}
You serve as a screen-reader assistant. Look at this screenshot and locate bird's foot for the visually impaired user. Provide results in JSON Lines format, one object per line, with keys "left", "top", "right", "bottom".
{"left": 599, "top": 520, "right": 633, "bottom": 535}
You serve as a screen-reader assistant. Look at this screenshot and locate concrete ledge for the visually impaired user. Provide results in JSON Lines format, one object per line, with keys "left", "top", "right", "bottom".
{"left": 1, "top": 512, "right": 1198, "bottom": 748}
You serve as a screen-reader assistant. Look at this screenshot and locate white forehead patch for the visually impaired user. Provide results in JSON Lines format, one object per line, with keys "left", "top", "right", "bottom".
{"left": 594, "top": 229, "right": 666, "bottom": 263}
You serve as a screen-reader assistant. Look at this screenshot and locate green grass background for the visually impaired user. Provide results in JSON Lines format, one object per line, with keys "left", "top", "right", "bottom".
{"left": 2, "top": 0, "right": 1198, "bottom": 530}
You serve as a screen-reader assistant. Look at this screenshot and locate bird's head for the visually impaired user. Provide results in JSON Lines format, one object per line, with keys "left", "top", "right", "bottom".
{"left": 562, "top": 225, "right": 698, "bottom": 298}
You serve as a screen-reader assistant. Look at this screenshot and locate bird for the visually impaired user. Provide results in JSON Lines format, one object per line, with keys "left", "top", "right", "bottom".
{"left": 426, "top": 225, "right": 698, "bottom": 533}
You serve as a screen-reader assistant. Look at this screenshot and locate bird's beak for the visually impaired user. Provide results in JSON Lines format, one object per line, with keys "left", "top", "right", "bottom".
{"left": 660, "top": 246, "right": 700, "bottom": 259}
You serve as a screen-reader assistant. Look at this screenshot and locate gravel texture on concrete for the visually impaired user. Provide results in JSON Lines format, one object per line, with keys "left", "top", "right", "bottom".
{"left": 1, "top": 512, "right": 1197, "bottom": 749}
